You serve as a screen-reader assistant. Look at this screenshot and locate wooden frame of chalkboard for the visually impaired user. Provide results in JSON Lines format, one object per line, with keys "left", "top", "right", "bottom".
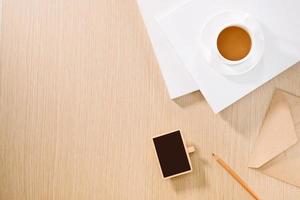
{"left": 152, "top": 130, "right": 193, "bottom": 179}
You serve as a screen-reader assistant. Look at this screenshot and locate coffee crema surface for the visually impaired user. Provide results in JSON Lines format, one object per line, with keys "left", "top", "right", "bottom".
{"left": 217, "top": 26, "right": 252, "bottom": 61}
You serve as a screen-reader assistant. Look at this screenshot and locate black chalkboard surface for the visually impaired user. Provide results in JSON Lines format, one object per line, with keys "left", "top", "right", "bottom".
{"left": 153, "top": 130, "right": 192, "bottom": 178}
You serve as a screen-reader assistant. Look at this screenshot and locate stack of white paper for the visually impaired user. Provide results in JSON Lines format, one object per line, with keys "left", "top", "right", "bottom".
{"left": 137, "top": 0, "right": 300, "bottom": 113}
{"left": 136, "top": 0, "right": 198, "bottom": 99}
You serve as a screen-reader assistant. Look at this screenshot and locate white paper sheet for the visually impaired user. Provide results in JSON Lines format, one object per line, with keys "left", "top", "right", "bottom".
{"left": 136, "top": 0, "right": 198, "bottom": 99}
{"left": 158, "top": 0, "right": 300, "bottom": 112}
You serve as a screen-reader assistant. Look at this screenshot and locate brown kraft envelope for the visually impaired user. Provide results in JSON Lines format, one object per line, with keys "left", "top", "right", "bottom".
{"left": 249, "top": 89, "right": 300, "bottom": 187}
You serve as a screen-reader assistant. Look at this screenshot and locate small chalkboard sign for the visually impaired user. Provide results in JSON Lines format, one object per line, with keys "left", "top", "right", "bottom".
{"left": 152, "top": 130, "right": 193, "bottom": 179}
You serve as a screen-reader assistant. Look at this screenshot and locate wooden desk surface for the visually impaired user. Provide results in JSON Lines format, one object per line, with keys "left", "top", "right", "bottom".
{"left": 1, "top": 0, "right": 300, "bottom": 199}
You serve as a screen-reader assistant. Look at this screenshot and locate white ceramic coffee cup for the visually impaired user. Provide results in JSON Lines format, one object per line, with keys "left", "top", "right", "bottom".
{"left": 199, "top": 11, "right": 264, "bottom": 76}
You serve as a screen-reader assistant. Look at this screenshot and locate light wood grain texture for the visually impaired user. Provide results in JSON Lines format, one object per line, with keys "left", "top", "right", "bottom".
{"left": 1, "top": 0, "right": 300, "bottom": 199}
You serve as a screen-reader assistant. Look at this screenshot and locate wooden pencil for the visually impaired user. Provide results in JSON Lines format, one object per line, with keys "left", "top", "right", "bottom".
{"left": 212, "top": 153, "right": 260, "bottom": 200}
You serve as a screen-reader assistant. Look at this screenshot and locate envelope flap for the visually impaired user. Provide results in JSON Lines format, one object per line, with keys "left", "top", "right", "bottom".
{"left": 249, "top": 90, "right": 298, "bottom": 168}
{"left": 283, "top": 91, "right": 300, "bottom": 130}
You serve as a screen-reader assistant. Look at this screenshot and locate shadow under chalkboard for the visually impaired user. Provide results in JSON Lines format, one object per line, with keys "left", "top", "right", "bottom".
{"left": 170, "top": 146, "right": 208, "bottom": 193}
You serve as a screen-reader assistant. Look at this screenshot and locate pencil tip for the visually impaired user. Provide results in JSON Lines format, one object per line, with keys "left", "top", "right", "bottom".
{"left": 212, "top": 152, "right": 215, "bottom": 157}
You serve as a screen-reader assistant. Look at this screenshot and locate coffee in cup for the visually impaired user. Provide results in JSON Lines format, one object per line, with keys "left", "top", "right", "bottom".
{"left": 217, "top": 26, "right": 252, "bottom": 61}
